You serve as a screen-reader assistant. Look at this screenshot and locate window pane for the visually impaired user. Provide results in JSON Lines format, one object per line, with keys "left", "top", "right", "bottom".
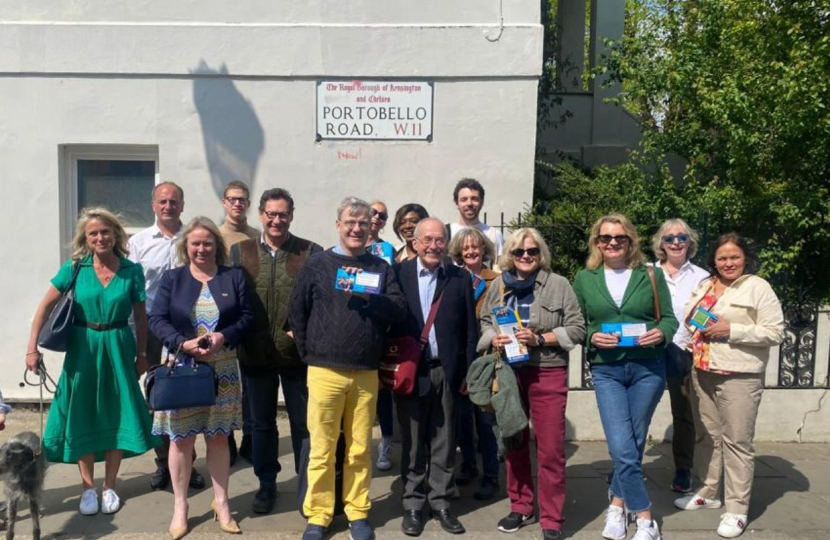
{"left": 77, "top": 160, "right": 155, "bottom": 228}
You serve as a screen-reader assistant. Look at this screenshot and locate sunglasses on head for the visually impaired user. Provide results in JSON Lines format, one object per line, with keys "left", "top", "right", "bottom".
{"left": 597, "top": 235, "right": 630, "bottom": 245}
{"left": 511, "top": 247, "right": 541, "bottom": 258}
{"left": 371, "top": 209, "right": 388, "bottom": 221}
{"left": 662, "top": 234, "right": 689, "bottom": 244}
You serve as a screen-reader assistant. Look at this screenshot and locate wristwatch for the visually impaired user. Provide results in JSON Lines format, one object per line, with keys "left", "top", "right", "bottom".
{"left": 537, "top": 333, "right": 546, "bottom": 347}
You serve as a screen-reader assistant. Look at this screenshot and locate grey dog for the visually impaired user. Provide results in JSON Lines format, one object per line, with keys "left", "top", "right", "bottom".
{"left": 0, "top": 431, "right": 46, "bottom": 540}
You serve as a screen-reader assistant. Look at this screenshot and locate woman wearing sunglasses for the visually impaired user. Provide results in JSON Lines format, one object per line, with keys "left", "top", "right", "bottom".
{"left": 651, "top": 220, "right": 710, "bottom": 495}
{"left": 572, "top": 213, "right": 678, "bottom": 540}
{"left": 479, "top": 228, "right": 585, "bottom": 540}
{"left": 367, "top": 200, "right": 395, "bottom": 266}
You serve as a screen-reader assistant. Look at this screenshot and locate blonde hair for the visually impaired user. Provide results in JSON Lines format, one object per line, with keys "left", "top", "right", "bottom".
{"left": 499, "top": 228, "right": 551, "bottom": 273}
{"left": 447, "top": 227, "right": 496, "bottom": 267}
{"left": 586, "top": 213, "right": 647, "bottom": 270}
{"left": 651, "top": 218, "right": 701, "bottom": 261}
{"left": 70, "top": 207, "right": 129, "bottom": 261}
{"left": 176, "top": 216, "right": 228, "bottom": 266}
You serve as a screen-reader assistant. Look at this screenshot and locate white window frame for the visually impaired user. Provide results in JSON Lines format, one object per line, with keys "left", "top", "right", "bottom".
{"left": 60, "top": 144, "right": 159, "bottom": 258}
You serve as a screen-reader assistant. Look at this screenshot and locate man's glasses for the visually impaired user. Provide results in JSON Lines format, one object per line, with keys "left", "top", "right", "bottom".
{"left": 511, "top": 247, "right": 541, "bottom": 258}
{"left": 419, "top": 237, "right": 446, "bottom": 247}
{"left": 371, "top": 209, "right": 388, "bottom": 221}
{"left": 341, "top": 220, "right": 370, "bottom": 230}
{"left": 597, "top": 235, "right": 630, "bottom": 245}
{"left": 662, "top": 234, "right": 689, "bottom": 244}
{"left": 225, "top": 196, "right": 249, "bottom": 206}
{"left": 263, "top": 211, "right": 292, "bottom": 221}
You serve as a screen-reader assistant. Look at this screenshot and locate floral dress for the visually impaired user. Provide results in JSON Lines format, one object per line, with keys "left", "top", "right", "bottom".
{"left": 152, "top": 282, "right": 242, "bottom": 439}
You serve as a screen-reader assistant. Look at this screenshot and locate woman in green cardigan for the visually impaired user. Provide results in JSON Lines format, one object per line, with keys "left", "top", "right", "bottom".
{"left": 572, "top": 213, "right": 678, "bottom": 540}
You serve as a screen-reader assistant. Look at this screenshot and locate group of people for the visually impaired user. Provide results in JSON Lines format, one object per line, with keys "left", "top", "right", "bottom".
{"left": 20, "top": 176, "right": 785, "bottom": 540}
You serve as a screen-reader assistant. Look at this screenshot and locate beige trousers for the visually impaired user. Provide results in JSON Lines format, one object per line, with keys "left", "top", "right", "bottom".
{"left": 691, "top": 368, "right": 764, "bottom": 515}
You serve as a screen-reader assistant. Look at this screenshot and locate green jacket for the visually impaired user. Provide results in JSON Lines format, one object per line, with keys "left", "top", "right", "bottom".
{"left": 230, "top": 234, "right": 322, "bottom": 371}
{"left": 572, "top": 265, "right": 678, "bottom": 364}
{"left": 466, "top": 353, "right": 527, "bottom": 458}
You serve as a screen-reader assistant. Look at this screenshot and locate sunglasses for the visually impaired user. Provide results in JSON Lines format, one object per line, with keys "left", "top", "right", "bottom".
{"left": 511, "top": 247, "right": 541, "bottom": 258}
{"left": 662, "top": 234, "right": 689, "bottom": 244}
{"left": 371, "top": 209, "right": 388, "bottom": 221}
{"left": 597, "top": 235, "right": 630, "bottom": 245}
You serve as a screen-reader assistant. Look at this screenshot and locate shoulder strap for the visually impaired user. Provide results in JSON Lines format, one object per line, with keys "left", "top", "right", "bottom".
{"left": 419, "top": 291, "right": 444, "bottom": 349}
{"left": 66, "top": 261, "right": 82, "bottom": 294}
{"left": 445, "top": 223, "right": 453, "bottom": 241}
{"left": 646, "top": 266, "right": 661, "bottom": 323}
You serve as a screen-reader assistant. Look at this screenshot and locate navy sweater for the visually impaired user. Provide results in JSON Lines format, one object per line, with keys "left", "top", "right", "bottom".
{"left": 289, "top": 249, "right": 407, "bottom": 370}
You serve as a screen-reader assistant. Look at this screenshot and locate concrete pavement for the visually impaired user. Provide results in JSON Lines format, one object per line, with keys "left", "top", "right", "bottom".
{"left": 2, "top": 410, "right": 829, "bottom": 539}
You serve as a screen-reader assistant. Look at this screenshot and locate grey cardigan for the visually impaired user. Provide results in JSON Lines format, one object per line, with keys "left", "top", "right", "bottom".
{"left": 478, "top": 269, "right": 586, "bottom": 368}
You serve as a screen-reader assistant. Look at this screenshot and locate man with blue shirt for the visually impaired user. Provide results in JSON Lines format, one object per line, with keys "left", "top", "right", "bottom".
{"left": 394, "top": 218, "right": 478, "bottom": 537}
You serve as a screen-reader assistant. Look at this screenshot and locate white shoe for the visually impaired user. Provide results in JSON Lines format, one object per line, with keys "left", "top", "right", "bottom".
{"left": 674, "top": 493, "right": 723, "bottom": 510}
{"left": 79, "top": 488, "right": 99, "bottom": 515}
{"left": 376, "top": 439, "right": 393, "bottom": 471}
{"left": 101, "top": 488, "right": 122, "bottom": 514}
{"left": 717, "top": 513, "right": 747, "bottom": 538}
{"left": 632, "top": 518, "right": 661, "bottom": 540}
{"left": 602, "top": 504, "right": 627, "bottom": 540}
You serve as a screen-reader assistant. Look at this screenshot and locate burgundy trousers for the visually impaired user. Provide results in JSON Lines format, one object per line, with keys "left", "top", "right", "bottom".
{"left": 505, "top": 365, "right": 568, "bottom": 531}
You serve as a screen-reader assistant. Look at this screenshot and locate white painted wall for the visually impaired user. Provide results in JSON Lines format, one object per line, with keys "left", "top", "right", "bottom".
{"left": 0, "top": 1, "right": 541, "bottom": 399}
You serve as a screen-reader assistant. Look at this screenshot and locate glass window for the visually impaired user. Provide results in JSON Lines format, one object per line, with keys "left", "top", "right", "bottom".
{"left": 77, "top": 159, "right": 155, "bottom": 228}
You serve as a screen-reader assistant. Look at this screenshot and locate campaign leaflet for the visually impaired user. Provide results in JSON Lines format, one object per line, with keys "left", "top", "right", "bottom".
{"left": 689, "top": 306, "right": 718, "bottom": 330}
{"left": 368, "top": 241, "right": 395, "bottom": 265}
{"left": 600, "top": 322, "right": 648, "bottom": 347}
{"left": 491, "top": 305, "right": 530, "bottom": 364}
{"left": 334, "top": 268, "right": 383, "bottom": 294}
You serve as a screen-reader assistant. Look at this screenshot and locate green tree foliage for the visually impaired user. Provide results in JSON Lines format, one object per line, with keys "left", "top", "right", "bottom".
{"left": 531, "top": 0, "right": 830, "bottom": 303}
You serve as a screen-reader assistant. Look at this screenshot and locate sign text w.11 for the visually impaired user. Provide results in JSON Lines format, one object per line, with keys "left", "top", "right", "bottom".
{"left": 316, "top": 80, "right": 433, "bottom": 141}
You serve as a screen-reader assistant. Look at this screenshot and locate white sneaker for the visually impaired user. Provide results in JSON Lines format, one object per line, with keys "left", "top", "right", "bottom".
{"left": 674, "top": 493, "right": 723, "bottom": 510}
{"left": 632, "top": 518, "right": 661, "bottom": 540}
{"left": 717, "top": 513, "right": 747, "bottom": 538}
{"left": 101, "top": 488, "right": 121, "bottom": 514}
{"left": 79, "top": 488, "right": 99, "bottom": 515}
{"left": 376, "top": 439, "right": 393, "bottom": 471}
{"left": 602, "top": 504, "right": 627, "bottom": 540}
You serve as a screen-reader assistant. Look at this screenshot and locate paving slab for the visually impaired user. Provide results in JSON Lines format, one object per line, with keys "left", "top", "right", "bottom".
{"left": 2, "top": 411, "right": 830, "bottom": 539}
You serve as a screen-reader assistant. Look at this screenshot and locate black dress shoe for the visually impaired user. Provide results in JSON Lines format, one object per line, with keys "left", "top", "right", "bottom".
{"left": 252, "top": 483, "right": 278, "bottom": 514}
{"left": 150, "top": 459, "right": 170, "bottom": 491}
{"left": 189, "top": 469, "right": 206, "bottom": 490}
{"left": 434, "top": 509, "right": 465, "bottom": 534}
{"left": 401, "top": 510, "right": 425, "bottom": 536}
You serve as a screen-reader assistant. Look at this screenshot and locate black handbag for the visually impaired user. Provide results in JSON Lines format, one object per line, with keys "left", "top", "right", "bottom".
{"left": 38, "top": 262, "right": 82, "bottom": 352}
{"left": 144, "top": 345, "right": 219, "bottom": 411}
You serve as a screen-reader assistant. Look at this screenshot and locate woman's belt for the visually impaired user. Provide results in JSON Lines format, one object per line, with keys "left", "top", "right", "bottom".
{"left": 73, "top": 320, "right": 129, "bottom": 331}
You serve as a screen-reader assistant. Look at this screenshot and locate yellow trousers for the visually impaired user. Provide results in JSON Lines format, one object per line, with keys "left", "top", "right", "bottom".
{"left": 304, "top": 366, "right": 379, "bottom": 526}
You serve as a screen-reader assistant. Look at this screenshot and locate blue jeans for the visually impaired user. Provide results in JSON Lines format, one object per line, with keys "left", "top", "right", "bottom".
{"left": 457, "top": 394, "right": 499, "bottom": 478}
{"left": 376, "top": 388, "right": 394, "bottom": 438}
{"left": 244, "top": 366, "right": 309, "bottom": 485}
{"left": 591, "top": 359, "right": 666, "bottom": 513}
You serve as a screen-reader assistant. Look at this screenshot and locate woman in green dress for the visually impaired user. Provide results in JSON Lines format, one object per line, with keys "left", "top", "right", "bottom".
{"left": 26, "top": 207, "right": 159, "bottom": 517}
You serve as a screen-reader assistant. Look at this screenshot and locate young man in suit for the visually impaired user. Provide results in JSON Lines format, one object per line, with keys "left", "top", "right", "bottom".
{"left": 394, "top": 218, "right": 478, "bottom": 537}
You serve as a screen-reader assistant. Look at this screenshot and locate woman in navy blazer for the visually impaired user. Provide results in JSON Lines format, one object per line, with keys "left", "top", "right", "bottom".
{"left": 149, "top": 217, "right": 252, "bottom": 539}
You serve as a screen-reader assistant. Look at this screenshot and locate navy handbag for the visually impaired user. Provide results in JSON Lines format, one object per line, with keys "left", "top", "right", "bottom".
{"left": 144, "top": 345, "right": 218, "bottom": 411}
{"left": 38, "top": 262, "right": 81, "bottom": 352}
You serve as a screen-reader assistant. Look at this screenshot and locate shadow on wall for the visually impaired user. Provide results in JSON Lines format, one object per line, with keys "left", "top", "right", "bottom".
{"left": 191, "top": 61, "right": 264, "bottom": 199}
